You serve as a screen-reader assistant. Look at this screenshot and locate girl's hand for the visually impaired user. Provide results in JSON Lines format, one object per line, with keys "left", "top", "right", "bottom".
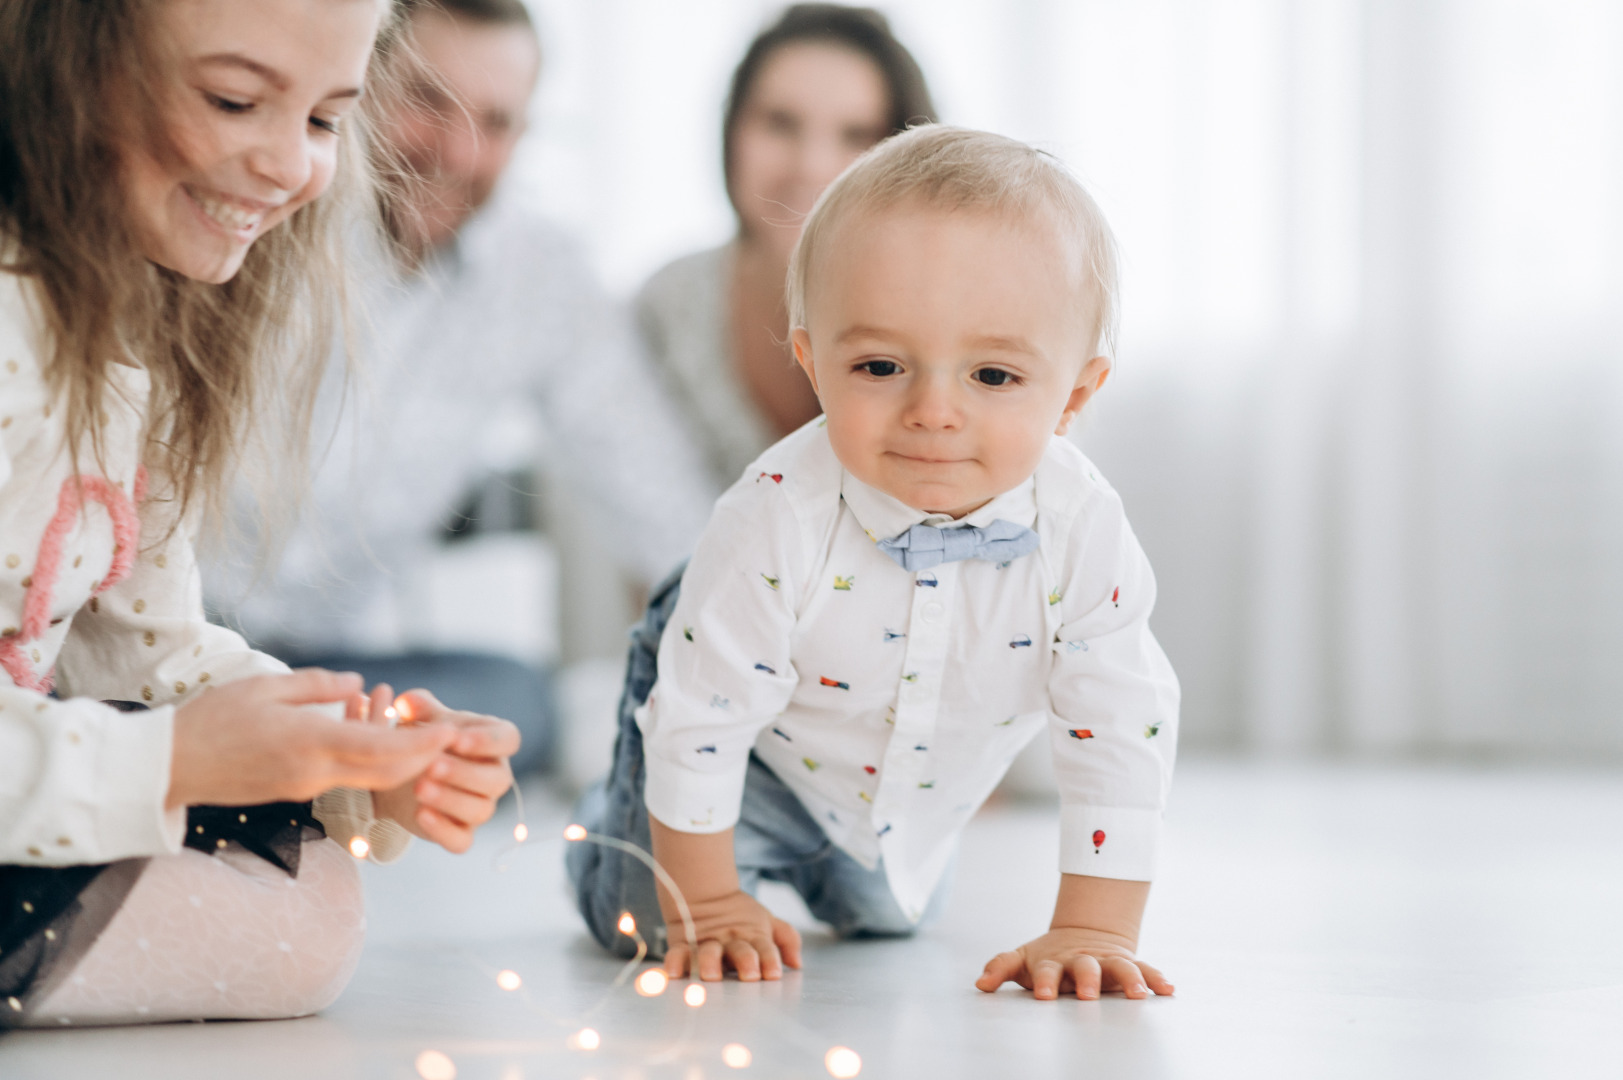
{"left": 975, "top": 927, "right": 1174, "bottom": 1000}
{"left": 662, "top": 889, "right": 803, "bottom": 983}
{"left": 166, "top": 669, "right": 457, "bottom": 809}
{"left": 367, "top": 687, "right": 520, "bottom": 854}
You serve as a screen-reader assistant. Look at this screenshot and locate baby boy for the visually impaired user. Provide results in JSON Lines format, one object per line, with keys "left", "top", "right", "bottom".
{"left": 569, "top": 125, "right": 1178, "bottom": 1001}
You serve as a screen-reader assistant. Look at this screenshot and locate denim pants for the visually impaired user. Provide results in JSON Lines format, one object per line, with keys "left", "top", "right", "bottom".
{"left": 566, "top": 566, "right": 950, "bottom": 958}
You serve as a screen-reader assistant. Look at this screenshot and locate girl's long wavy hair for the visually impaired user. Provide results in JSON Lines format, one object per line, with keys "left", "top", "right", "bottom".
{"left": 0, "top": 0, "right": 413, "bottom": 537}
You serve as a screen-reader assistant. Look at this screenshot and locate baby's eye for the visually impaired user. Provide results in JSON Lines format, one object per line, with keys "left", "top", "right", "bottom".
{"left": 857, "top": 360, "right": 900, "bottom": 377}
{"left": 974, "top": 367, "right": 1019, "bottom": 387}
{"left": 309, "top": 115, "right": 341, "bottom": 135}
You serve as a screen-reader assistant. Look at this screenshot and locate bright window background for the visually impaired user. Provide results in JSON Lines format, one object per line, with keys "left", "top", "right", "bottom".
{"left": 502, "top": 0, "right": 1623, "bottom": 758}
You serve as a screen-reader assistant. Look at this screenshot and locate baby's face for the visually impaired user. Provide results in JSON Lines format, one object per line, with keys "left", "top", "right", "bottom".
{"left": 794, "top": 203, "right": 1109, "bottom": 518}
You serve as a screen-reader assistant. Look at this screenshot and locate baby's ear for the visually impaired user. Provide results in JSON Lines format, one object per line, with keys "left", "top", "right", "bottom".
{"left": 791, "top": 328, "right": 819, "bottom": 393}
{"left": 1054, "top": 356, "right": 1112, "bottom": 435}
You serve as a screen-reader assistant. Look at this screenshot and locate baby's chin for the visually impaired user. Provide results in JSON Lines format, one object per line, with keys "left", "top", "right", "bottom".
{"left": 871, "top": 473, "right": 997, "bottom": 519}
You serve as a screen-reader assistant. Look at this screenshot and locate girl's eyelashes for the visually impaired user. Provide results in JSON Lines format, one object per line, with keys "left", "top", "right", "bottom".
{"left": 973, "top": 367, "right": 1021, "bottom": 387}
{"left": 855, "top": 359, "right": 900, "bottom": 377}
{"left": 202, "top": 91, "right": 340, "bottom": 134}
{"left": 204, "top": 91, "right": 252, "bottom": 115}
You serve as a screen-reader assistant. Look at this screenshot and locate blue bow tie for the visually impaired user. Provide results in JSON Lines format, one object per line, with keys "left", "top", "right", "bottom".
{"left": 876, "top": 519, "right": 1039, "bottom": 572}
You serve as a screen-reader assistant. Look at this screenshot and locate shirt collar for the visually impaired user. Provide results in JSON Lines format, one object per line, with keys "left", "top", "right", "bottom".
{"left": 839, "top": 469, "right": 1038, "bottom": 543}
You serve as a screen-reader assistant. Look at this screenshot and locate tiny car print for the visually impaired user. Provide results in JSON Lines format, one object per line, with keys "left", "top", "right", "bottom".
{"left": 1067, "top": 728, "right": 1095, "bottom": 740}
{"left": 820, "top": 676, "right": 850, "bottom": 690}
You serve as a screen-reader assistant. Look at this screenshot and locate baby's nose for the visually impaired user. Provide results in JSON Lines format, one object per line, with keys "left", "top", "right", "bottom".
{"left": 902, "top": 380, "right": 964, "bottom": 429}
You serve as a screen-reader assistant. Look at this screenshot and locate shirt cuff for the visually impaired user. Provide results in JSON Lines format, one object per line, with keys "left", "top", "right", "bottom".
{"left": 93, "top": 703, "right": 187, "bottom": 859}
{"left": 637, "top": 702, "right": 750, "bottom": 834}
{"left": 641, "top": 761, "right": 747, "bottom": 836}
{"left": 313, "top": 786, "right": 413, "bottom": 864}
{"left": 1058, "top": 804, "right": 1161, "bottom": 881}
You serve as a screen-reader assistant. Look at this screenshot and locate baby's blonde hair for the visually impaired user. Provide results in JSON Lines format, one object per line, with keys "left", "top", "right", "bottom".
{"left": 787, "top": 125, "right": 1120, "bottom": 360}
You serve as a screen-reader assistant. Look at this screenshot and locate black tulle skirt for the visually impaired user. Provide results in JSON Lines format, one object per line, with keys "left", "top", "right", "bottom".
{"left": 0, "top": 801, "right": 324, "bottom": 1027}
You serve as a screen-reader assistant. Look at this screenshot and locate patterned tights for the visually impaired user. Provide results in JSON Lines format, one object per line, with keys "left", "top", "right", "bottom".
{"left": 23, "top": 838, "right": 364, "bottom": 1027}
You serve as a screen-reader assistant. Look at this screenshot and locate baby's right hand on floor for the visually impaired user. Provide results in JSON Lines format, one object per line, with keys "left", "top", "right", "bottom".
{"left": 662, "top": 890, "right": 803, "bottom": 983}
{"left": 166, "top": 669, "right": 457, "bottom": 809}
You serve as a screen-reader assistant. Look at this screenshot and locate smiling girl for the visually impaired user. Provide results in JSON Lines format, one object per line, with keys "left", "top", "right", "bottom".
{"left": 1, "top": 0, "right": 518, "bottom": 1026}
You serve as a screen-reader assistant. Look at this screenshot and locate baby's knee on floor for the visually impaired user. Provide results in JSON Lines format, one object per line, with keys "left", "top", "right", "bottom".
{"left": 836, "top": 913, "right": 920, "bottom": 940}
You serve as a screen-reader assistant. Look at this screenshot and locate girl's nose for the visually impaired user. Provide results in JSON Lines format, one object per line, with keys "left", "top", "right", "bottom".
{"left": 246, "top": 118, "right": 315, "bottom": 195}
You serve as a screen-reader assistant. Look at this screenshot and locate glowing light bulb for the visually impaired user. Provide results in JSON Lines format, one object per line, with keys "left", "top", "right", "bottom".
{"left": 570, "top": 1027, "right": 601, "bottom": 1052}
{"left": 722, "top": 1043, "right": 752, "bottom": 1068}
{"left": 495, "top": 969, "right": 522, "bottom": 991}
{"left": 634, "top": 968, "right": 668, "bottom": 997}
{"left": 825, "top": 1046, "right": 862, "bottom": 1078}
{"left": 684, "top": 983, "right": 706, "bottom": 1007}
{"left": 563, "top": 824, "right": 588, "bottom": 842}
{"left": 617, "top": 912, "right": 637, "bottom": 936}
{"left": 415, "top": 1049, "right": 457, "bottom": 1080}
{"left": 348, "top": 836, "right": 370, "bottom": 859}
{"left": 513, "top": 823, "right": 529, "bottom": 842}
{"left": 382, "top": 706, "right": 399, "bottom": 724}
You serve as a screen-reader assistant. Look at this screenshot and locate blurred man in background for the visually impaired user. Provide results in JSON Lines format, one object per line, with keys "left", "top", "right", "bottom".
{"left": 208, "top": 0, "right": 717, "bottom": 776}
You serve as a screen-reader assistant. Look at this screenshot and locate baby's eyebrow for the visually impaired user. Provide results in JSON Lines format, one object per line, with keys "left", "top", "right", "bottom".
{"left": 967, "top": 333, "right": 1041, "bottom": 356}
{"left": 834, "top": 324, "right": 903, "bottom": 346}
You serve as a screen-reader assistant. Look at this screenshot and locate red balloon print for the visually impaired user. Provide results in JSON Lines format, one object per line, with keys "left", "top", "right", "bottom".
{"left": 1092, "top": 829, "right": 1106, "bottom": 853}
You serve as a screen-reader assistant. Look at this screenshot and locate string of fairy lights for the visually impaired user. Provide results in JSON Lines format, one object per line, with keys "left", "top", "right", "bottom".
{"left": 347, "top": 713, "right": 865, "bottom": 1079}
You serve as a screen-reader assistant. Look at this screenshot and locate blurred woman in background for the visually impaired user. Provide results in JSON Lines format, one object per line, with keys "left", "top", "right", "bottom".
{"left": 635, "top": 3, "right": 935, "bottom": 488}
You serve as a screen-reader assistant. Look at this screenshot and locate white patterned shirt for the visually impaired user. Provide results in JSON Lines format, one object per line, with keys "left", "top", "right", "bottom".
{"left": 638, "top": 420, "right": 1180, "bottom": 921}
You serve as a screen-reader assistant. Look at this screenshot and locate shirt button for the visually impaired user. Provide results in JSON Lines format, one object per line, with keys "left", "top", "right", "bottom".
{"left": 921, "top": 601, "right": 944, "bottom": 621}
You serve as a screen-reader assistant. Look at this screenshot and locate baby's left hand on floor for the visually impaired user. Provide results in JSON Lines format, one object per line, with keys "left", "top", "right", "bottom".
{"left": 975, "top": 927, "right": 1174, "bottom": 1001}
{"left": 363, "top": 685, "right": 521, "bottom": 853}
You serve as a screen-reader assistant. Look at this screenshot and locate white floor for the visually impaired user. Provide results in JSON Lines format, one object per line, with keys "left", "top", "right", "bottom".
{"left": 3, "top": 759, "right": 1621, "bottom": 1080}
